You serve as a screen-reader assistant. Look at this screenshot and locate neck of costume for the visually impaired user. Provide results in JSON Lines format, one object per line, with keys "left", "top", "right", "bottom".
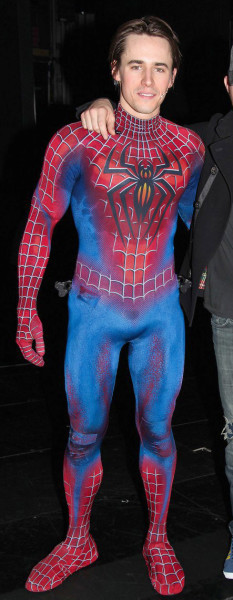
{"left": 17, "top": 105, "right": 204, "bottom": 595}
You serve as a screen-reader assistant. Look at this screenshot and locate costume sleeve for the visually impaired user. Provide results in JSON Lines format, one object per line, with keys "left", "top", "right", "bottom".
{"left": 178, "top": 135, "right": 205, "bottom": 229}
{"left": 17, "top": 126, "right": 80, "bottom": 358}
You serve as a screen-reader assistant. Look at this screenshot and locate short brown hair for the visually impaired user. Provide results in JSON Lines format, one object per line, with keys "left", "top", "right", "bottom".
{"left": 109, "top": 16, "right": 181, "bottom": 74}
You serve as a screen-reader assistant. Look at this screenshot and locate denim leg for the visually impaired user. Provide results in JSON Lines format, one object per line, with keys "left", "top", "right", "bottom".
{"left": 211, "top": 314, "right": 233, "bottom": 519}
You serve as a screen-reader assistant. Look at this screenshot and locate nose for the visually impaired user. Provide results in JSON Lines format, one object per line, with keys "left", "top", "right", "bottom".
{"left": 141, "top": 68, "right": 153, "bottom": 86}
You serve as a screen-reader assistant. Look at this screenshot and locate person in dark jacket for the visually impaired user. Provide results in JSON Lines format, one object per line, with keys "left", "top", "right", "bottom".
{"left": 79, "top": 65, "right": 233, "bottom": 579}
{"left": 181, "top": 72, "right": 233, "bottom": 581}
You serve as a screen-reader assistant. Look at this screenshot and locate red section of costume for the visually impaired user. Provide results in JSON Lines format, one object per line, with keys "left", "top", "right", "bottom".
{"left": 26, "top": 453, "right": 102, "bottom": 592}
{"left": 141, "top": 456, "right": 184, "bottom": 594}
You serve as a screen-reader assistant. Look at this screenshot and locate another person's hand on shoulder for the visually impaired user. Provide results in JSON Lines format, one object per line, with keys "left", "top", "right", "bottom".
{"left": 81, "top": 98, "right": 116, "bottom": 140}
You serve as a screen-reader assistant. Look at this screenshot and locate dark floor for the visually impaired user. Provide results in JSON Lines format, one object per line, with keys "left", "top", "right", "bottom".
{"left": 1, "top": 294, "right": 233, "bottom": 600}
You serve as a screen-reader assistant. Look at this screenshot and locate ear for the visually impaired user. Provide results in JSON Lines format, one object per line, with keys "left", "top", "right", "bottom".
{"left": 111, "top": 60, "right": 121, "bottom": 83}
{"left": 168, "top": 68, "right": 177, "bottom": 88}
{"left": 224, "top": 74, "right": 233, "bottom": 106}
{"left": 224, "top": 74, "right": 229, "bottom": 94}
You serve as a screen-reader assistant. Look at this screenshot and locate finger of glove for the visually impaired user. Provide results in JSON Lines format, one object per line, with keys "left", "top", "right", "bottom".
{"left": 35, "top": 333, "right": 45, "bottom": 357}
{"left": 30, "top": 321, "right": 45, "bottom": 358}
{"left": 18, "top": 340, "right": 44, "bottom": 366}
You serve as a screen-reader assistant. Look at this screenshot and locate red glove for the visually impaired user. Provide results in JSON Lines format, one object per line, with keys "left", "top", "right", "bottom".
{"left": 16, "top": 309, "right": 45, "bottom": 367}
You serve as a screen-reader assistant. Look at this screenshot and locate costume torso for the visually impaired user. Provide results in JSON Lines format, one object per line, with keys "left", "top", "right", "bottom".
{"left": 41, "top": 105, "right": 204, "bottom": 304}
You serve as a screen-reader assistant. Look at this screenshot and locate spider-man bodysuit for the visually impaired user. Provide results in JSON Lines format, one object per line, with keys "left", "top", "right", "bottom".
{"left": 17, "top": 105, "right": 204, "bottom": 595}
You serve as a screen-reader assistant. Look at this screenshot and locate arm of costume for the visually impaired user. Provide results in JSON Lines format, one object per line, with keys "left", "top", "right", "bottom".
{"left": 178, "top": 134, "right": 205, "bottom": 228}
{"left": 76, "top": 99, "right": 117, "bottom": 120}
{"left": 16, "top": 128, "right": 79, "bottom": 366}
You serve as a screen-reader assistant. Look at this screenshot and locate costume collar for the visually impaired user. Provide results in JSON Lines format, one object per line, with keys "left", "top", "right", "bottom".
{"left": 115, "top": 103, "right": 161, "bottom": 135}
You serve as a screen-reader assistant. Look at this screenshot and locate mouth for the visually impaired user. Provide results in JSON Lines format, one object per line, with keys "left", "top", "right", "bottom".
{"left": 137, "top": 92, "right": 156, "bottom": 99}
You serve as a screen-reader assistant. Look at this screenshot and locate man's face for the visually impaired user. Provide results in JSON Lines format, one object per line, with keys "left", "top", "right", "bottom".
{"left": 113, "top": 33, "right": 177, "bottom": 119}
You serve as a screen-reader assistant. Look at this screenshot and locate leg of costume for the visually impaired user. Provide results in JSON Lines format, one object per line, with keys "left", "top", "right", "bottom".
{"left": 129, "top": 289, "right": 185, "bottom": 595}
{"left": 26, "top": 290, "right": 122, "bottom": 592}
{"left": 26, "top": 287, "right": 184, "bottom": 594}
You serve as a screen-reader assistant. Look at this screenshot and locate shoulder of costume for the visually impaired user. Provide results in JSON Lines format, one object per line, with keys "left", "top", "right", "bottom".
{"left": 159, "top": 116, "right": 204, "bottom": 151}
{"left": 46, "top": 121, "right": 98, "bottom": 155}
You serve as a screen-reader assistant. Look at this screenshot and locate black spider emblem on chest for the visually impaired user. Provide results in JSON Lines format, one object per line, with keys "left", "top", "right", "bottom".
{"left": 104, "top": 142, "right": 182, "bottom": 246}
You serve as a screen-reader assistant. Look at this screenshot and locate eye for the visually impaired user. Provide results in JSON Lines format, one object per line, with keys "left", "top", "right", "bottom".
{"left": 131, "top": 65, "right": 142, "bottom": 70}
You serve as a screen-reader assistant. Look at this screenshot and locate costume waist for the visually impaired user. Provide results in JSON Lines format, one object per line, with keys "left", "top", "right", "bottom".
{"left": 74, "top": 260, "right": 176, "bottom": 301}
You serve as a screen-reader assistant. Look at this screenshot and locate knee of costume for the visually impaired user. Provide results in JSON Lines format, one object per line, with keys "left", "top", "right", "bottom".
{"left": 67, "top": 427, "right": 102, "bottom": 461}
{"left": 139, "top": 415, "right": 176, "bottom": 458}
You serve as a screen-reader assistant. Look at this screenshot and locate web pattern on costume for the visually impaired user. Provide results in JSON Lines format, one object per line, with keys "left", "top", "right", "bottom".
{"left": 75, "top": 255, "right": 175, "bottom": 301}
{"left": 73, "top": 115, "right": 203, "bottom": 301}
{"left": 86, "top": 136, "right": 179, "bottom": 299}
{"left": 141, "top": 460, "right": 185, "bottom": 595}
{"left": 17, "top": 196, "right": 51, "bottom": 364}
{"left": 17, "top": 125, "right": 90, "bottom": 364}
{"left": 26, "top": 460, "right": 103, "bottom": 592}
{"left": 64, "top": 467, "right": 103, "bottom": 548}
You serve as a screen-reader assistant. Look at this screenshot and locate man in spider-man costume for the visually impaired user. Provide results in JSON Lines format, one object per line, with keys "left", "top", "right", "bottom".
{"left": 16, "top": 16, "right": 204, "bottom": 596}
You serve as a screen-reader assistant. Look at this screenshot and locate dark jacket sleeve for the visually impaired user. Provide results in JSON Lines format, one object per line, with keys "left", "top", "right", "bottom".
{"left": 186, "top": 122, "right": 208, "bottom": 144}
{"left": 76, "top": 99, "right": 117, "bottom": 120}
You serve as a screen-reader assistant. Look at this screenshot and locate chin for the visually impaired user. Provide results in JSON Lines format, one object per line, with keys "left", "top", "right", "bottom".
{"left": 122, "top": 97, "right": 159, "bottom": 118}
{"left": 133, "top": 99, "right": 159, "bottom": 115}
{"left": 135, "top": 105, "right": 159, "bottom": 117}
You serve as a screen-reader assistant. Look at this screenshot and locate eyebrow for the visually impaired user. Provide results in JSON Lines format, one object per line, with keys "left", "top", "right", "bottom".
{"left": 127, "top": 60, "right": 169, "bottom": 68}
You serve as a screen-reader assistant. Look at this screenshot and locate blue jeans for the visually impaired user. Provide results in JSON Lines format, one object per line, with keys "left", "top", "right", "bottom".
{"left": 211, "top": 314, "right": 233, "bottom": 532}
